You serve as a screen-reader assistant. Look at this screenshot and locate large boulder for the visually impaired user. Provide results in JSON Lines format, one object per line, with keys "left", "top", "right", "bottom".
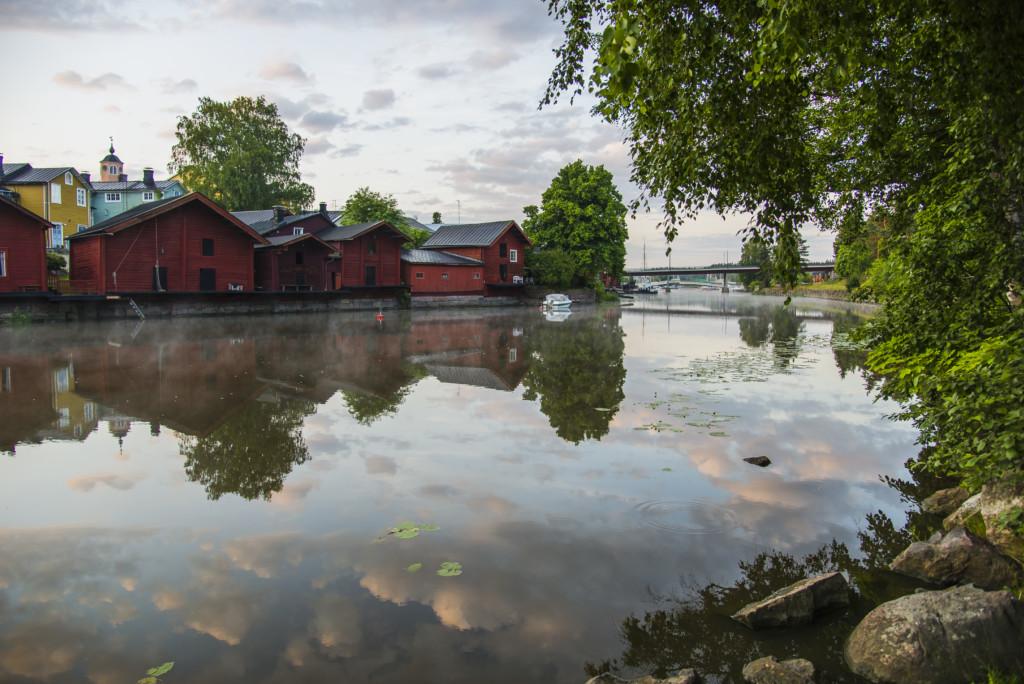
{"left": 731, "top": 572, "right": 850, "bottom": 629}
{"left": 944, "top": 483, "right": 1024, "bottom": 563}
{"left": 845, "top": 585, "right": 1024, "bottom": 683}
{"left": 889, "top": 526, "right": 1024, "bottom": 590}
{"left": 741, "top": 656, "right": 815, "bottom": 684}
{"left": 921, "top": 487, "right": 971, "bottom": 516}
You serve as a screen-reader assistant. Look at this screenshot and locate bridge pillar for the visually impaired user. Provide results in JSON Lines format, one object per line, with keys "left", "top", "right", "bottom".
{"left": 721, "top": 271, "right": 730, "bottom": 293}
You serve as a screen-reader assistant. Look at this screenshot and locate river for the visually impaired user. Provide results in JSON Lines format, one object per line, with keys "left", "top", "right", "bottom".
{"left": 0, "top": 291, "right": 920, "bottom": 683}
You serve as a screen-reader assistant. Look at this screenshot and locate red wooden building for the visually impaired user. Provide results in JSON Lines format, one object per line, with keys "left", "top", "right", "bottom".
{"left": 0, "top": 195, "right": 49, "bottom": 293}
{"left": 68, "top": 193, "right": 266, "bottom": 293}
{"left": 401, "top": 248, "right": 485, "bottom": 295}
{"left": 255, "top": 233, "right": 337, "bottom": 291}
{"left": 420, "top": 221, "right": 531, "bottom": 293}
{"left": 317, "top": 220, "right": 407, "bottom": 289}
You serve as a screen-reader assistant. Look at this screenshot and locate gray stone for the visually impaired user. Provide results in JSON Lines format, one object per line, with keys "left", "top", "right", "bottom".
{"left": 731, "top": 572, "right": 850, "bottom": 629}
{"left": 744, "top": 456, "right": 772, "bottom": 467}
{"left": 587, "top": 671, "right": 700, "bottom": 684}
{"left": 889, "top": 526, "right": 1024, "bottom": 590}
{"left": 978, "top": 481, "right": 1024, "bottom": 563}
{"left": 943, "top": 492, "right": 984, "bottom": 534}
{"left": 741, "top": 656, "right": 815, "bottom": 684}
{"left": 845, "top": 585, "right": 1024, "bottom": 683}
{"left": 920, "top": 487, "right": 971, "bottom": 516}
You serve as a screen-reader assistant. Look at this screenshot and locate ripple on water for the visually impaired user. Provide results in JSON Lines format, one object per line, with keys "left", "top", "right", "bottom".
{"left": 633, "top": 499, "right": 741, "bottom": 536}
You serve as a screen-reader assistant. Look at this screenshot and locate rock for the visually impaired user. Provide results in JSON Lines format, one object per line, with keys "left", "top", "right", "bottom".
{"left": 741, "top": 656, "right": 815, "bottom": 684}
{"left": 844, "top": 585, "right": 1024, "bottom": 683}
{"left": 944, "top": 483, "right": 1024, "bottom": 563}
{"left": 731, "top": 572, "right": 850, "bottom": 629}
{"left": 889, "top": 526, "right": 1024, "bottom": 590}
{"left": 920, "top": 486, "right": 971, "bottom": 516}
{"left": 587, "top": 671, "right": 700, "bottom": 684}
{"left": 943, "top": 492, "right": 985, "bottom": 537}
{"left": 744, "top": 456, "right": 772, "bottom": 467}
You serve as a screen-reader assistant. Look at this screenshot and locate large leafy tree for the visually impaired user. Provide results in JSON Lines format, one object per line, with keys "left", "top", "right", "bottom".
{"left": 544, "top": 1, "right": 1024, "bottom": 487}
{"left": 169, "top": 96, "right": 314, "bottom": 211}
{"left": 523, "top": 160, "right": 628, "bottom": 285}
{"left": 340, "top": 187, "right": 429, "bottom": 246}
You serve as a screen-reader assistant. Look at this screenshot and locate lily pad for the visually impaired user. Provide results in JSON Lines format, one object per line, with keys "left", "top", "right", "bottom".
{"left": 709, "top": 431, "right": 729, "bottom": 437}
{"left": 385, "top": 521, "right": 440, "bottom": 540}
{"left": 406, "top": 562, "right": 423, "bottom": 573}
{"left": 437, "top": 561, "right": 463, "bottom": 577}
{"left": 661, "top": 467, "right": 673, "bottom": 472}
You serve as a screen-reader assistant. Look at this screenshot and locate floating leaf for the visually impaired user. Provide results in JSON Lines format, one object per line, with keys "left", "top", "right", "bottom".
{"left": 393, "top": 527, "right": 420, "bottom": 539}
{"left": 437, "top": 561, "right": 463, "bottom": 577}
{"left": 406, "top": 563, "right": 423, "bottom": 573}
{"left": 709, "top": 431, "right": 729, "bottom": 437}
{"left": 147, "top": 663, "right": 174, "bottom": 677}
{"left": 420, "top": 523, "right": 440, "bottom": 532}
{"left": 661, "top": 467, "right": 673, "bottom": 472}
{"left": 138, "top": 678, "right": 158, "bottom": 684}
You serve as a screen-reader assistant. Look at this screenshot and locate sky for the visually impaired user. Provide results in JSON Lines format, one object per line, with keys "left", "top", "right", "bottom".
{"left": 0, "top": 0, "right": 835, "bottom": 267}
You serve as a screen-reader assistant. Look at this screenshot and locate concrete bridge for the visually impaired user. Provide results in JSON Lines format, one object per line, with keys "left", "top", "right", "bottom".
{"left": 624, "top": 262, "right": 836, "bottom": 292}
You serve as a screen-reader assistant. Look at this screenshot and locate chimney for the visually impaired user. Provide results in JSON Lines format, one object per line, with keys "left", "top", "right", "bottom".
{"left": 142, "top": 167, "right": 155, "bottom": 187}
{"left": 81, "top": 171, "right": 91, "bottom": 184}
{"left": 0, "top": 152, "right": 4, "bottom": 169}
{"left": 118, "top": 173, "right": 127, "bottom": 182}
{"left": 273, "top": 205, "right": 288, "bottom": 223}
{"left": 319, "top": 201, "right": 328, "bottom": 217}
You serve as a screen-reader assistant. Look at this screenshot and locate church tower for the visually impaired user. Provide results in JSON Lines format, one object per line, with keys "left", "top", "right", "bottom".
{"left": 99, "top": 138, "right": 124, "bottom": 182}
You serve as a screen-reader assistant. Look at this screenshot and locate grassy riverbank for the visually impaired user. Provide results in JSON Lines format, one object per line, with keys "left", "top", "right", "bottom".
{"left": 755, "top": 280, "right": 858, "bottom": 302}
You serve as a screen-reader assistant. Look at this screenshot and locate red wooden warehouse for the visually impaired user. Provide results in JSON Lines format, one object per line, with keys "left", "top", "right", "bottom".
{"left": 0, "top": 195, "right": 49, "bottom": 293}
{"left": 317, "top": 220, "right": 407, "bottom": 289}
{"left": 401, "top": 248, "right": 485, "bottom": 295}
{"left": 420, "top": 221, "right": 531, "bottom": 293}
{"left": 69, "top": 193, "right": 266, "bottom": 293}
{"left": 255, "top": 233, "right": 337, "bottom": 291}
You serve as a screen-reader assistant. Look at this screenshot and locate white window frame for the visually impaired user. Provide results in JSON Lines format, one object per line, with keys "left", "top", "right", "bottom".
{"left": 51, "top": 224, "right": 64, "bottom": 248}
{"left": 50, "top": 182, "right": 62, "bottom": 204}
{"left": 105, "top": 192, "right": 121, "bottom": 202}
{"left": 473, "top": 272, "right": 481, "bottom": 280}
{"left": 142, "top": 191, "right": 155, "bottom": 202}
{"left": 64, "top": 171, "right": 73, "bottom": 185}
{"left": 108, "top": 164, "right": 118, "bottom": 175}
{"left": 415, "top": 272, "right": 424, "bottom": 279}
{"left": 293, "top": 226, "right": 304, "bottom": 236}
{"left": 76, "top": 187, "right": 86, "bottom": 207}
{"left": 441, "top": 272, "right": 449, "bottom": 280}
{"left": 509, "top": 348, "right": 517, "bottom": 362}
{"left": 509, "top": 248, "right": 518, "bottom": 263}
{"left": 0, "top": 250, "right": 6, "bottom": 278}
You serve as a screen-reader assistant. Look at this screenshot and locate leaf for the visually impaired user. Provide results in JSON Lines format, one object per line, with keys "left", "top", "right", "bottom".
{"left": 437, "top": 561, "right": 463, "bottom": 577}
{"left": 406, "top": 562, "right": 423, "bottom": 573}
{"left": 147, "top": 663, "right": 175, "bottom": 677}
{"left": 393, "top": 527, "right": 420, "bottom": 539}
{"left": 138, "top": 678, "right": 158, "bottom": 684}
{"left": 420, "top": 523, "right": 440, "bottom": 532}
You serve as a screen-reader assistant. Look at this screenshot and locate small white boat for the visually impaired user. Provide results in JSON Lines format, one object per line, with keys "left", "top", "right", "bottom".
{"left": 544, "top": 310, "right": 572, "bottom": 322}
{"left": 543, "top": 293, "right": 573, "bottom": 310}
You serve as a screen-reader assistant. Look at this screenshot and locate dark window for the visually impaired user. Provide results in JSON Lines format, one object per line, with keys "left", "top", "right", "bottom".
{"left": 499, "top": 264, "right": 508, "bottom": 281}
{"left": 364, "top": 265, "right": 376, "bottom": 286}
{"left": 202, "top": 238, "right": 214, "bottom": 256}
{"left": 415, "top": 272, "right": 424, "bottom": 279}
{"left": 199, "top": 268, "right": 216, "bottom": 291}
{"left": 152, "top": 266, "right": 168, "bottom": 291}
{"left": 295, "top": 251, "right": 304, "bottom": 265}
{"left": 441, "top": 272, "right": 449, "bottom": 280}
{"left": 499, "top": 242, "right": 508, "bottom": 257}
{"left": 367, "top": 235, "right": 377, "bottom": 255}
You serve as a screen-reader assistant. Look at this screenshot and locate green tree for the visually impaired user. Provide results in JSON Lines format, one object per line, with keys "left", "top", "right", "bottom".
{"left": 526, "top": 248, "right": 576, "bottom": 289}
{"left": 738, "top": 237, "right": 772, "bottom": 290}
{"left": 340, "top": 187, "right": 428, "bottom": 246}
{"left": 543, "top": 1, "right": 1024, "bottom": 487}
{"left": 523, "top": 160, "right": 628, "bottom": 286}
{"left": 432, "top": 211, "right": 442, "bottom": 224}
{"left": 169, "top": 96, "right": 314, "bottom": 211}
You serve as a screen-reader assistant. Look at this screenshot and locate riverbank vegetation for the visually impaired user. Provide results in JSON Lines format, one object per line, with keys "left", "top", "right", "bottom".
{"left": 543, "top": 0, "right": 1024, "bottom": 490}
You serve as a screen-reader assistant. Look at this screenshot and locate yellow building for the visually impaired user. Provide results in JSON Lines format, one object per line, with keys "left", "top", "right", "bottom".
{"left": 1, "top": 159, "right": 92, "bottom": 250}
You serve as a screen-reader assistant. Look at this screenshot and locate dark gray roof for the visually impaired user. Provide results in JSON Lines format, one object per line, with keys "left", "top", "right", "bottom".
{"left": 232, "top": 209, "right": 274, "bottom": 225}
{"left": 232, "top": 209, "right": 338, "bottom": 236}
{"left": 421, "top": 221, "right": 519, "bottom": 248}
{"left": 401, "top": 248, "right": 483, "bottom": 265}
{"left": 90, "top": 179, "right": 181, "bottom": 192}
{"left": 318, "top": 221, "right": 389, "bottom": 241}
{"left": 0, "top": 164, "right": 74, "bottom": 184}
{"left": 403, "top": 216, "right": 432, "bottom": 232}
{"left": 425, "top": 365, "right": 513, "bottom": 391}
{"left": 71, "top": 195, "right": 182, "bottom": 237}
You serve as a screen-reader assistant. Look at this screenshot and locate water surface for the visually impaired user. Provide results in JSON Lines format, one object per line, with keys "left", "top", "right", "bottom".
{"left": 0, "top": 292, "right": 918, "bottom": 683}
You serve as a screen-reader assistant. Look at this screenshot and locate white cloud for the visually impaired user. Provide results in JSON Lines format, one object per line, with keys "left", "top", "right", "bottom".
{"left": 259, "top": 60, "right": 313, "bottom": 83}
{"left": 53, "top": 71, "right": 132, "bottom": 90}
{"left": 361, "top": 89, "right": 396, "bottom": 110}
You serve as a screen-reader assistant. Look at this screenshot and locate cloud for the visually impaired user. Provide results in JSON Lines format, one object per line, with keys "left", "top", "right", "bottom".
{"left": 53, "top": 71, "right": 132, "bottom": 91}
{"left": 300, "top": 110, "right": 351, "bottom": 133}
{"left": 362, "top": 116, "right": 412, "bottom": 131}
{"left": 361, "top": 89, "right": 395, "bottom": 110}
{"left": 160, "top": 78, "right": 198, "bottom": 94}
{"left": 468, "top": 48, "right": 520, "bottom": 71}
{"left": 259, "top": 60, "right": 313, "bottom": 83}
{"left": 304, "top": 137, "right": 336, "bottom": 156}
{"left": 331, "top": 144, "right": 363, "bottom": 158}
{"left": 68, "top": 473, "right": 142, "bottom": 492}
{"left": 0, "top": 0, "right": 139, "bottom": 32}
{"left": 364, "top": 455, "right": 397, "bottom": 475}
{"left": 417, "top": 63, "right": 458, "bottom": 80}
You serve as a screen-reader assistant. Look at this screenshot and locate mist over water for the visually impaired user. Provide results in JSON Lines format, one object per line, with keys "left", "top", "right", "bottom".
{"left": 0, "top": 292, "right": 917, "bottom": 683}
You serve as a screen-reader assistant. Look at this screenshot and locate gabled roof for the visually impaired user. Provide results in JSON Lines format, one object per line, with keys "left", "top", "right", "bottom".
{"left": 0, "top": 164, "right": 77, "bottom": 185}
{"left": 403, "top": 216, "right": 432, "bottom": 232}
{"left": 90, "top": 179, "right": 183, "bottom": 192}
{"left": 68, "top": 192, "right": 268, "bottom": 244}
{"left": 421, "top": 220, "right": 530, "bottom": 249}
{"left": 258, "top": 232, "right": 336, "bottom": 253}
{"left": 0, "top": 194, "right": 52, "bottom": 228}
{"left": 401, "top": 248, "right": 483, "bottom": 266}
{"left": 231, "top": 209, "right": 336, "bottom": 236}
{"left": 317, "top": 220, "right": 406, "bottom": 242}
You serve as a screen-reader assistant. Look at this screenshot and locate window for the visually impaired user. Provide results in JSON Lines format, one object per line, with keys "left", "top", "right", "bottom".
{"left": 293, "top": 226, "right": 304, "bottom": 236}
{"left": 0, "top": 250, "right": 6, "bottom": 277}
{"left": 499, "top": 242, "right": 507, "bottom": 257}
{"left": 473, "top": 272, "right": 481, "bottom": 280}
{"left": 84, "top": 401, "right": 95, "bottom": 422}
{"left": 108, "top": 164, "right": 118, "bottom": 175}
{"left": 295, "top": 251, "right": 304, "bottom": 265}
{"left": 50, "top": 182, "right": 62, "bottom": 204}
{"left": 65, "top": 172, "right": 73, "bottom": 185}
{"left": 415, "top": 272, "right": 424, "bottom": 279}
{"left": 367, "top": 235, "right": 377, "bottom": 255}
{"left": 51, "top": 224, "right": 64, "bottom": 248}
{"left": 509, "top": 348, "right": 518, "bottom": 363}
{"left": 105, "top": 192, "right": 121, "bottom": 202}
{"left": 76, "top": 187, "right": 87, "bottom": 207}
{"left": 202, "top": 238, "right": 214, "bottom": 256}
{"left": 509, "top": 249, "right": 518, "bottom": 263}
{"left": 441, "top": 272, "right": 449, "bottom": 280}
{"left": 77, "top": 224, "right": 88, "bottom": 233}
{"left": 1, "top": 367, "right": 11, "bottom": 393}
{"left": 142, "top": 191, "right": 155, "bottom": 202}
{"left": 53, "top": 367, "right": 70, "bottom": 393}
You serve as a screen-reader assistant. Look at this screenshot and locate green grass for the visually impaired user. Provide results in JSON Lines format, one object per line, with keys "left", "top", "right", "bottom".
{"left": 798, "top": 279, "right": 849, "bottom": 292}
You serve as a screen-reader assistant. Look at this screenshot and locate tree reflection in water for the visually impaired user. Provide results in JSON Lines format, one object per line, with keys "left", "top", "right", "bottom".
{"left": 180, "top": 394, "right": 316, "bottom": 500}
{"left": 586, "top": 455, "right": 947, "bottom": 683}
{"left": 521, "top": 313, "right": 626, "bottom": 444}
{"left": 737, "top": 305, "right": 804, "bottom": 369}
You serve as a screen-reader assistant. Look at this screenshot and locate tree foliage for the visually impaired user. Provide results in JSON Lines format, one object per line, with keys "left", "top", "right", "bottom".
{"left": 544, "top": 0, "right": 1024, "bottom": 486}
{"left": 738, "top": 237, "right": 772, "bottom": 289}
{"left": 169, "top": 96, "right": 314, "bottom": 211}
{"left": 432, "top": 212, "right": 442, "bottom": 224}
{"left": 340, "top": 187, "right": 427, "bottom": 246}
{"left": 523, "top": 160, "right": 628, "bottom": 285}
